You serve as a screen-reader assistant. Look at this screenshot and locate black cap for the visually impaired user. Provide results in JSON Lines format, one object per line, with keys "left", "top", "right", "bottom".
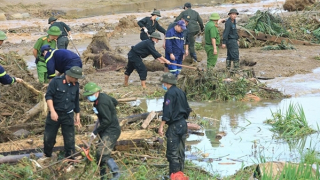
{"left": 182, "top": 14, "right": 191, "bottom": 22}
{"left": 184, "top": 2, "right": 191, "bottom": 9}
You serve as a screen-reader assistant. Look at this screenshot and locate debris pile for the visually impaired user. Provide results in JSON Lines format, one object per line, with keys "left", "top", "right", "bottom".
{"left": 283, "top": 0, "right": 315, "bottom": 12}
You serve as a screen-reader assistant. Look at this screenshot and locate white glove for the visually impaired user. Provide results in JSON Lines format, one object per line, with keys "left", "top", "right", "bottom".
{"left": 69, "top": 35, "right": 73, "bottom": 40}
{"left": 90, "top": 132, "right": 96, "bottom": 139}
{"left": 144, "top": 28, "right": 148, "bottom": 34}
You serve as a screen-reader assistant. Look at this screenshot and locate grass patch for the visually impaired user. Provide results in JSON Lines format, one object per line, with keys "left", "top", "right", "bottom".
{"left": 265, "top": 102, "right": 316, "bottom": 139}
{"left": 261, "top": 40, "right": 296, "bottom": 50}
{"left": 195, "top": 42, "right": 204, "bottom": 51}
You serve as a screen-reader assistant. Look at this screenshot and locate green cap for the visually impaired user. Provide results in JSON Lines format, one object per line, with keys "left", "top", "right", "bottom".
{"left": 0, "top": 31, "right": 7, "bottom": 41}
{"left": 161, "top": 73, "right": 177, "bottom": 85}
{"left": 48, "top": 16, "right": 57, "bottom": 24}
{"left": 83, "top": 82, "right": 102, "bottom": 96}
{"left": 151, "top": 10, "right": 161, "bottom": 17}
{"left": 210, "top": 13, "right": 220, "bottom": 20}
{"left": 228, "top": 8, "right": 239, "bottom": 15}
{"left": 149, "top": 32, "right": 162, "bottom": 40}
{"left": 47, "top": 26, "right": 61, "bottom": 36}
{"left": 66, "top": 66, "right": 84, "bottom": 79}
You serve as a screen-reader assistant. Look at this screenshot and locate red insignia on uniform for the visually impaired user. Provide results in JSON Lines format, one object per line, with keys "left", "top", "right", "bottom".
{"left": 165, "top": 99, "right": 170, "bottom": 105}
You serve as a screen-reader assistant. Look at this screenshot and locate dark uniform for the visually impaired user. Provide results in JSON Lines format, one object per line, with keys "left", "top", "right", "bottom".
{"left": 175, "top": 9, "right": 204, "bottom": 60}
{"left": 162, "top": 85, "right": 191, "bottom": 175}
{"left": 138, "top": 17, "right": 166, "bottom": 40}
{"left": 0, "top": 65, "right": 17, "bottom": 84}
{"left": 50, "top": 21, "right": 71, "bottom": 49}
{"left": 44, "top": 49, "right": 82, "bottom": 79}
{"left": 223, "top": 18, "right": 239, "bottom": 68}
{"left": 92, "top": 93, "right": 121, "bottom": 179}
{"left": 44, "top": 75, "right": 80, "bottom": 158}
{"left": 124, "top": 39, "right": 162, "bottom": 80}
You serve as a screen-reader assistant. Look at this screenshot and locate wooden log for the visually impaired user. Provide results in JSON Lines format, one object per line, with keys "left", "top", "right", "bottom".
{"left": 119, "top": 111, "right": 163, "bottom": 124}
{"left": 21, "top": 97, "right": 46, "bottom": 123}
{"left": 238, "top": 28, "right": 320, "bottom": 46}
{"left": 141, "top": 111, "right": 156, "bottom": 129}
{"left": 187, "top": 123, "right": 201, "bottom": 130}
{"left": 20, "top": 81, "right": 42, "bottom": 96}
{"left": 117, "top": 97, "right": 137, "bottom": 102}
{"left": 0, "top": 153, "right": 43, "bottom": 164}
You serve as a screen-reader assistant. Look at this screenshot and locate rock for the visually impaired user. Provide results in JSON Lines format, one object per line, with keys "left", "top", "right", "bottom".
{"left": 0, "top": 13, "right": 6, "bottom": 21}
{"left": 13, "top": 129, "right": 30, "bottom": 139}
{"left": 21, "top": 13, "right": 30, "bottom": 19}
{"left": 11, "top": 13, "right": 23, "bottom": 19}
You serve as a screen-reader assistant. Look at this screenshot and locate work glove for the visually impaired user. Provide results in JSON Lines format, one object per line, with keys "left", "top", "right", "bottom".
{"left": 144, "top": 28, "right": 148, "bottom": 34}
{"left": 90, "top": 132, "right": 97, "bottom": 139}
{"left": 69, "top": 35, "right": 73, "bottom": 40}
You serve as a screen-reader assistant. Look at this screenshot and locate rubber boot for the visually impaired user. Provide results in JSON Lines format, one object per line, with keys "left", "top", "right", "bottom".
{"left": 124, "top": 75, "right": 129, "bottom": 86}
{"left": 234, "top": 60, "right": 240, "bottom": 70}
{"left": 141, "top": 80, "right": 147, "bottom": 89}
{"left": 100, "top": 162, "right": 107, "bottom": 180}
{"left": 107, "top": 158, "right": 120, "bottom": 180}
{"left": 226, "top": 60, "right": 231, "bottom": 70}
{"left": 190, "top": 52, "right": 198, "bottom": 62}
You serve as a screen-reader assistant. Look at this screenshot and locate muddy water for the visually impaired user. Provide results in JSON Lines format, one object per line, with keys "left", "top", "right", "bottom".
{"left": 140, "top": 94, "right": 320, "bottom": 176}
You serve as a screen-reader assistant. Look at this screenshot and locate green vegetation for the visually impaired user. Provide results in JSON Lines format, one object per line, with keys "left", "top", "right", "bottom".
{"left": 261, "top": 40, "right": 296, "bottom": 50}
{"left": 265, "top": 102, "right": 316, "bottom": 139}
{"left": 195, "top": 42, "right": 204, "bottom": 51}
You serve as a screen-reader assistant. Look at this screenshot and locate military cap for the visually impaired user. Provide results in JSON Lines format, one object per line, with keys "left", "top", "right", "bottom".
{"left": 161, "top": 73, "right": 177, "bottom": 85}
{"left": 48, "top": 16, "right": 57, "bottom": 24}
{"left": 184, "top": 2, "right": 191, "bottom": 9}
{"left": 151, "top": 10, "right": 161, "bottom": 17}
{"left": 228, "top": 8, "right": 239, "bottom": 15}
{"left": 66, "top": 66, "right": 84, "bottom": 79}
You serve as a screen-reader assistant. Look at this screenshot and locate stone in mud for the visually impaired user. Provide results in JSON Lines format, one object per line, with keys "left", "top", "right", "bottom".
{"left": 21, "top": 13, "right": 30, "bottom": 18}
{"left": 0, "top": 13, "right": 6, "bottom": 21}
{"left": 13, "top": 129, "right": 30, "bottom": 139}
{"left": 11, "top": 13, "right": 23, "bottom": 19}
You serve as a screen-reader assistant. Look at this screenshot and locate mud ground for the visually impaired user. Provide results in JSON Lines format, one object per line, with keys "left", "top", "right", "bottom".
{"left": 1, "top": 0, "right": 319, "bottom": 97}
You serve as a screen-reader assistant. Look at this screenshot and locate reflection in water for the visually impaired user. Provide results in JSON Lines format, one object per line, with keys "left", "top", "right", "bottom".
{"left": 140, "top": 94, "right": 320, "bottom": 176}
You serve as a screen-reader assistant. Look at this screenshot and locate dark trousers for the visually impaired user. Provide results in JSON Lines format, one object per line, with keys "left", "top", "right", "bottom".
{"left": 96, "top": 129, "right": 120, "bottom": 162}
{"left": 124, "top": 52, "right": 147, "bottom": 80}
{"left": 43, "top": 112, "right": 75, "bottom": 158}
{"left": 140, "top": 32, "right": 150, "bottom": 41}
{"left": 188, "top": 31, "right": 199, "bottom": 54}
{"left": 57, "top": 36, "right": 69, "bottom": 49}
{"left": 166, "top": 120, "right": 188, "bottom": 175}
{"left": 226, "top": 39, "right": 239, "bottom": 61}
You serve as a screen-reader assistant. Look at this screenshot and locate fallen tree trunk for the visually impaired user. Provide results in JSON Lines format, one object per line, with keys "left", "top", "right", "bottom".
{"left": 141, "top": 111, "right": 156, "bottom": 129}
{"left": 238, "top": 28, "right": 320, "bottom": 46}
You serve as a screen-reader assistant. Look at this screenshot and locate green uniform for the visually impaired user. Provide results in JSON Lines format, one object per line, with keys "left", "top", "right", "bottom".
{"left": 175, "top": 9, "right": 204, "bottom": 57}
{"left": 34, "top": 36, "right": 57, "bottom": 83}
{"left": 204, "top": 21, "right": 220, "bottom": 68}
{"left": 50, "top": 22, "right": 71, "bottom": 49}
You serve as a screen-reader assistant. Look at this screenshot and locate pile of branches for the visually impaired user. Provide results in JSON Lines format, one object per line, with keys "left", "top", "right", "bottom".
{"left": 244, "top": 10, "right": 289, "bottom": 37}
{"left": 261, "top": 40, "right": 296, "bottom": 50}
{"left": 178, "top": 69, "right": 285, "bottom": 101}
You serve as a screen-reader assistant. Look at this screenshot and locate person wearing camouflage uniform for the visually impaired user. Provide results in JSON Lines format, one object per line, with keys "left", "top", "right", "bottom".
{"left": 204, "top": 13, "right": 221, "bottom": 68}
{"left": 33, "top": 26, "right": 60, "bottom": 83}
{"left": 83, "top": 82, "right": 121, "bottom": 180}
{"left": 222, "top": 9, "right": 240, "bottom": 70}
{"left": 137, "top": 10, "right": 166, "bottom": 41}
{"left": 175, "top": 2, "right": 204, "bottom": 62}
{"left": 48, "top": 17, "right": 71, "bottom": 49}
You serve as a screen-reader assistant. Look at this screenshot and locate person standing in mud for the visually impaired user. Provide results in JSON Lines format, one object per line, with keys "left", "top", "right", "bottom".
{"left": 0, "top": 31, "right": 23, "bottom": 84}
{"left": 33, "top": 26, "right": 61, "bottom": 83}
{"left": 222, "top": 9, "right": 240, "bottom": 70}
{"left": 83, "top": 82, "right": 121, "bottom": 180}
{"left": 137, "top": 9, "right": 166, "bottom": 41}
{"left": 175, "top": 2, "right": 204, "bottom": 63}
{"left": 204, "top": 13, "right": 221, "bottom": 68}
{"left": 158, "top": 73, "right": 191, "bottom": 179}
{"left": 42, "top": 66, "right": 83, "bottom": 162}
{"left": 48, "top": 17, "right": 72, "bottom": 49}
{"left": 165, "top": 20, "right": 187, "bottom": 77}
{"left": 40, "top": 45, "right": 82, "bottom": 81}
{"left": 124, "top": 32, "right": 170, "bottom": 88}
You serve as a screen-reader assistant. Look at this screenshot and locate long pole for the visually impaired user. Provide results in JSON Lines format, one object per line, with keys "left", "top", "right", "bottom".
{"left": 64, "top": 27, "right": 81, "bottom": 56}
{"left": 169, "top": 63, "right": 205, "bottom": 71}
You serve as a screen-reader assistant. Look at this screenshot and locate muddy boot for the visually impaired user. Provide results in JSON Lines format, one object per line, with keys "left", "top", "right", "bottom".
{"left": 234, "top": 60, "right": 240, "bottom": 70}
{"left": 141, "top": 80, "right": 147, "bottom": 89}
{"left": 107, "top": 158, "right": 120, "bottom": 180}
{"left": 99, "top": 162, "right": 107, "bottom": 180}
{"left": 226, "top": 60, "right": 231, "bottom": 70}
{"left": 190, "top": 52, "right": 198, "bottom": 62}
{"left": 124, "top": 75, "right": 129, "bottom": 86}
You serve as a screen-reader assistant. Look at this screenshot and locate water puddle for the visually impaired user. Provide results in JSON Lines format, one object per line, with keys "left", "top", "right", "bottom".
{"left": 140, "top": 94, "right": 320, "bottom": 176}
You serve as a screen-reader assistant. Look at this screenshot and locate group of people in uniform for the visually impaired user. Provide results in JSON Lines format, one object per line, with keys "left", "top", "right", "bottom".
{"left": 0, "top": 2, "right": 240, "bottom": 180}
